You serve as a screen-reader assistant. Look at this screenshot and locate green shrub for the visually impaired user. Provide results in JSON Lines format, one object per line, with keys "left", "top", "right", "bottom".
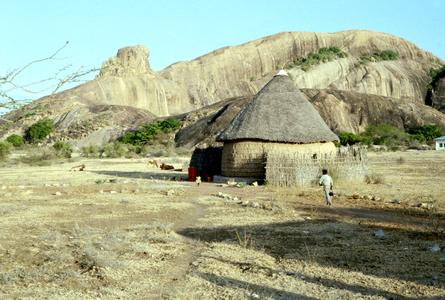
{"left": 0, "top": 141, "right": 12, "bottom": 161}
{"left": 286, "top": 47, "right": 347, "bottom": 71}
{"left": 361, "top": 124, "right": 410, "bottom": 146}
{"left": 6, "top": 134, "right": 25, "bottom": 147}
{"left": 409, "top": 124, "right": 444, "bottom": 142}
{"left": 25, "top": 119, "right": 54, "bottom": 143}
{"left": 53, "top": 141, "right": 73, "bottom": 158}
{"left": 361, "top": 50, "right": 399, "bottom": 63}
{"left": 119, "top": 119, "right": 182, "bottom": 146}
{"left": 338, "top": 132, "right": 363, "bottom": 146}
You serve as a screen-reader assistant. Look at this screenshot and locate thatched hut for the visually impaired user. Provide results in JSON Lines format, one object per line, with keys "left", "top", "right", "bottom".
{"left": 216, "top": 70, "right": 339, "bottom": 178}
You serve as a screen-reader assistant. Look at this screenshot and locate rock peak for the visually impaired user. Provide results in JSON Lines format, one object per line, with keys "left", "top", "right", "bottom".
{"left": 98, "top": 45, "right": 153, "bottom": 78}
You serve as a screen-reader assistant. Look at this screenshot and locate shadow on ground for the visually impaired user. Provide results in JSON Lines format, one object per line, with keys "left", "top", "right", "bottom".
{"left": 91, "top": 170, "right": 188, "bottom": 181}
{"left": 178, "top": 215, "right": 445, "bottom": 291}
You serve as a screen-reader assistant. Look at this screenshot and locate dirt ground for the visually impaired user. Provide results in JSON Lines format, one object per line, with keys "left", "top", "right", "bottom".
{"left": 0, "top": 151, "right": 444, "bottom": 299}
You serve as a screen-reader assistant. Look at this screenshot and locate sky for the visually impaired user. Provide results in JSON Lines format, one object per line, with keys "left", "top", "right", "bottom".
{"left": 0, "top": 0, "right": 444, "bottom": 106}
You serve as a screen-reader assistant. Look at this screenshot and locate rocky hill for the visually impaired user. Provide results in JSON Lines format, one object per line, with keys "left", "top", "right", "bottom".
{"left": 175, "top": 89, "right": 445, "bottom": 148}
{"left": 1, "top": 30, "right": 444, "bottom": 146}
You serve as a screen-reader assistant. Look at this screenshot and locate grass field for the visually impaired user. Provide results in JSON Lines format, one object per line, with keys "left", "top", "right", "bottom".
{"left": 0, "top": 151, "right": 444, "bottom": 299}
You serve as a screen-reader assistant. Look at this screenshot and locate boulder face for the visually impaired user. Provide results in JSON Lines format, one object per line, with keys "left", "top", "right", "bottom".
{"left": 15, "top": 30, "right": 445, "bottom": 116}
{"left": 1, "top": 30, "right": 445, "bottom": 146}
{"left": 98, "top": 45, "right": 154, "bottom": 77}
{"left": 432, "top": 77, "right": 445, "bottom": 113}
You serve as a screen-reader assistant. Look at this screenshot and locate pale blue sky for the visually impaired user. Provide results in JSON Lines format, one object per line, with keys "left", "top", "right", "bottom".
{"left": 0, "top": 0, "right": 444, "bottom": 103}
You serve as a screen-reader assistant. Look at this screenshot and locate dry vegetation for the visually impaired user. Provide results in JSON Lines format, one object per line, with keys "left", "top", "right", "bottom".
{"left": 0, "top": 151, "right": 444, "bottom": 299}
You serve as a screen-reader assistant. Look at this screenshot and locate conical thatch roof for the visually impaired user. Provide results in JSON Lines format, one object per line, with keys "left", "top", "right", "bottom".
{"left": 217, "top": 71, "right": 339, "bottom": 143}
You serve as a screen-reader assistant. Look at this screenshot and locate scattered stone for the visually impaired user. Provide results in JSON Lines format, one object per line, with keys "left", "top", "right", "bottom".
{"left": 302, "top": 230, "right": 310, "bottom": 234}
{"left": 241, "top": 201, "right": 250, "bottom": 206}
{"left": 363, "top": 195, "right": 371, "bottom": 200}
{"left": 1, "top": 185, "right": 6, "bottom": 190}
{"left": 352, "top": 193, "right": 360, "bottom": 199}
{"left": 166, "top": 189, "right": 175, "bottom": 196}
{"left": 304, "top": 216, "right": 312, "bottom": 221}
{"left": 391, "top": 199, "right": 402, "bottom": 204}
{"left": 227, "top": 180, "right": 237, "bottom": 187}
{"left": 429, "top": 244, "right": 441, "bottom": 253}
{"left": 439, "top": 257, "right": 445, "bottom": 262}
{"left": 108, "top": 178, "right": 118, "bottom": 183}
{"left": 110, "top": 190, "right": 118, "bottom": 194}
{"left": 251, "top": 181, "right": 258, "bottom": 187}
{"left": 233, "top": 197, "right": 239, "bottom": 202}
{"left": 191, "top": 261, "right": 200, "bottom": 267}
{"left": 53, "top": 192, "right": 62, "bottom": 196}
{"left": 22, "top": 190, "right": 33, "bottom": 195}
{"left": 17, "top": 185, "right": 26, "bottom": 189}
{"left": 418, "top": 203, "right": 434, "bottom": 210}
{"left": 251, "top": 202, "right": 260, "bottom": 208}
{"left": 374, "top": 229, "right": 385, "bottom": 238}
{"left": 216, "top": 192, "right": 233, "bottom": 200}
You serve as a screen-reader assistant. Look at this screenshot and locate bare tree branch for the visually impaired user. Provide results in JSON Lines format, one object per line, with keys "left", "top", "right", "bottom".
{"left": 0, "top": 41, "right": 99, "bottom": 112}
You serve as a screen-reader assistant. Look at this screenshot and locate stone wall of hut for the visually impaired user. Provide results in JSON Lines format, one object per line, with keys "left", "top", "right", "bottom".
{"left": 221, "top": 141, "right": 337, "bottom": 178}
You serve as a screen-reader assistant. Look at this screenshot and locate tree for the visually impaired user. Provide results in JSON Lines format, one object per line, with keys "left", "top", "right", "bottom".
{"left": 25, "top": 119, "right": 54, "bottom": 143}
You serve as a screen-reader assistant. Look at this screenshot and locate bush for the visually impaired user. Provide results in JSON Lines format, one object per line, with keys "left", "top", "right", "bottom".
{"left": 361, "top": 124, "right": 410, "bottom": 146}
{"left": 361, "top": 50, "right": 399, "bottom": 63}
{"left": 101, "top": 142, "right": 129, "bottom": 158}
{"left": 25, "top": 119, "right": 54, "bottom": 143}
{"left": 408, "top": 124, "right": 444, "bottom": 142}
{"left": 6, "top": 134, "right": 25, "bottom": 148}
{"left": 338, "top": 132, "right": 363, "bottom": 146}
{"left": 119, "top": 119, "right": 182, "bottom": 146}
{"left": 53, "top": 141, "right": 73, "bottom": 158}
{"left": 19, "top": 147, "right": 57, "bottom": 166}
{"left": 0, "top": 141, "right": 12, "bottom": 161}
{"left": 81, "top": 145, "right": 100, "bottom": 158}
{"left": 286, "top": 47, "right": 347, "bottom": 71}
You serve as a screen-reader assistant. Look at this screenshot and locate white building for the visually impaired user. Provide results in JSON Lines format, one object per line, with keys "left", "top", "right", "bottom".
{"left": 435, "top": 136, "right": 445, "bottom": 151}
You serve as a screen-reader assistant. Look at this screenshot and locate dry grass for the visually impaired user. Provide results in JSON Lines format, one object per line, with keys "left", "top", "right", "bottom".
{"left": 0, "top": 151, "right": 444, "bottom": 299}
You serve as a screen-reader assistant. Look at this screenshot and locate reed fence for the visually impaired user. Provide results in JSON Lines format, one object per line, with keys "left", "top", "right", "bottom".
{"left": 265, "top": 146, "right": 367, "bottom": 186}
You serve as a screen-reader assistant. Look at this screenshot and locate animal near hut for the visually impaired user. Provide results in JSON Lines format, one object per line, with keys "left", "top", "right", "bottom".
{"left": 216, "top": 70, "right": 340, "bottom": 179}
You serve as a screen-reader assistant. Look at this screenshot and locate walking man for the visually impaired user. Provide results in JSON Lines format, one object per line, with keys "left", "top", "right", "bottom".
{"left": 319, "top": 169, "right": 333, "bottom": 206}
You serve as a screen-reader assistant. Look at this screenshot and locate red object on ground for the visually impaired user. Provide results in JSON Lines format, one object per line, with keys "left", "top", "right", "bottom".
{"left": 188, "top": 167, "right": 197, "bottom": 182}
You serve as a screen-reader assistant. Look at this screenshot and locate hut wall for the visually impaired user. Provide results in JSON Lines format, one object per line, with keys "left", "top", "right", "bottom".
{"left": 221, "top": 141, "right": 337, "bottom": 178}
